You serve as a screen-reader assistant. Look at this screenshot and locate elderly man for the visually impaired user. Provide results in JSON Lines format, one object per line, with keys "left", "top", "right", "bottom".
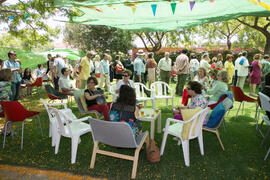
{"left": 79, "top": 51, "right": 92, "bottom": 89}
{"left": 158, "top": 52, "right": 172, "bottom": 85}
{"left": 175, "top": 49, "right": 189, "bottom": 96}
{"left": 235, "top": 51, "right": 249, "bottom": 89}
{"left": 124, "top": 54, "right": 134, "bottom": 80}
{"left": 54, "top": 55, "right": 67, "bottom": 91}
{"left": 3, "top": 51, "right": 22, "bottom": 100}
{"left": 100, "top": 53, "right": 110, "bottom": 91}
{"left": 59, "top": 67, "right": 78, "bottom": 95}
{"left": 134, "top": 49, "right": 146, "bottom": 83}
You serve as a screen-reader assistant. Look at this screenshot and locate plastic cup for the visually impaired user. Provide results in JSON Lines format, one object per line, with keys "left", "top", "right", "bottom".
{"left": 155, "top": 108, "right": 159, "bottom": 114}
{"left": 140, "top": 111, "right": 144, "bottom": 116}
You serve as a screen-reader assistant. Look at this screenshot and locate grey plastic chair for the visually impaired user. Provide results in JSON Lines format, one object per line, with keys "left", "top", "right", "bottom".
{"left": 88, "top": 117, "right": 149, "bottom": 179}
{"left": 73, "top": 90, "right": 101, "bottom": 118}
{"left": 257, "top": 92, "right": 270, "bottom": 160}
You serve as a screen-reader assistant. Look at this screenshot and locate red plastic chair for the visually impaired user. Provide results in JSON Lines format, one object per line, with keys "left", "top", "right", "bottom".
{"left": 29, "top": 77, "right": 43, "bottom": 94}
{"left": 231, "top": 86, "right": 257, "bottom": 118}
{"left": 0, "top": 101, "right": 43, "bottom": 150}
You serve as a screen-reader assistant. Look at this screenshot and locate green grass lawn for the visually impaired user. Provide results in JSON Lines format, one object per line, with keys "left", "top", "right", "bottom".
{"left": 0, "top": 47, "right": 47, "bottom": 70}
{"left": 0, "top": 83, "right": 269, "bottom": 180}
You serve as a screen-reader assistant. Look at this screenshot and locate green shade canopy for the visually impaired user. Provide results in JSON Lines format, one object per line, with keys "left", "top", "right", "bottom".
{"left": 41, "top": 49, "right": 81, "bottom": 60}
{"left": 55, "top": 0, "right": 270, "bottom": 31}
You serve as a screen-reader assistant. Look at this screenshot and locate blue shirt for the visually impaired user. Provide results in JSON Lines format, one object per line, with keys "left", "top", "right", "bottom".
{"left": 3, "top": 59, "right": 22, "bottom": 83}
{"left": 100, "top": 59, "right": 110, "bottom": 74}
{"left": 133, "top": 57, "right": 145, "bottom": 75}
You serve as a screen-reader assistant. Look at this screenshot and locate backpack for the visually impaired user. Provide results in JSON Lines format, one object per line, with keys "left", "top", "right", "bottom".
{"left": 146, "top": 140, "right": 160, "bottom": 163}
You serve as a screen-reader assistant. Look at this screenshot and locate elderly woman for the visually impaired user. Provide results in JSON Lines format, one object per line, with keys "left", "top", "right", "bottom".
{"left": 193, "top": 67, "right": 209, "bottom": 91}
{"left": 206, "top": 70, "right": 229, "bottom": 104}
{"left": 249, "top": 54, "right": 262, "bottom": 97}
{"left": 146, "top": 53, "right": 157, "bottom": 88}
{"left": 84, "top": 77, "right": 111, "bottom": 121}
{"left": 93, "top": 55, "right": 101, "bottom": 86}
{"left": 224, "top": 54, "right": 234, "bottom": 85}
{"left": 173, "top": 81, "right": 208, "bottom": 120}
{"left": 115, "top": 69, "right": 134, "bottom": 94}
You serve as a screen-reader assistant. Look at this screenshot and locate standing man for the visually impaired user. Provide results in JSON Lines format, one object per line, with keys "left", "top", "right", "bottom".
{"left": 3, "top": 51, "right": 21, "bottom": 100}
{"left": 134, "top": 50, "right": 150, "bottom": 97}
{"left": 175, "top": 49, "right": 189, "bottom": 96}
{"left": 79, "top": 51, "right": 92, "bottom": 89}
{"left": 124, "top": 53, "right": 134, "bottom": 80}
{"left": 134, "top": 49, "right": 146, "bottom": 83}
{"left": 234, "top": 51, "right": 249, "bottom": 89}
{"left": 158, "top": 52, "right": 172, "bottom": 85}
{"left": 100, "top": 53, "right": 110, "bottom": 91}
{"left": 54, "top": 55, "right": 67, "bottom": 91}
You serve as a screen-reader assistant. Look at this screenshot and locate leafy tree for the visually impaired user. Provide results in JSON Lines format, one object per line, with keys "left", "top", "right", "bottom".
{"left": 64, "top": 23, "right": 133, "bottom": 54}
{"left": 200, "top": 20, "right": 242, "bottom": 50}
{"left": 135, "top": 31, "right": 167, "bottom": 52}
{"left": 237, "top": 16, "right": 270, "bottom": 54}
{"left": 0, "top": 0, "right": 60, "bottom": 51}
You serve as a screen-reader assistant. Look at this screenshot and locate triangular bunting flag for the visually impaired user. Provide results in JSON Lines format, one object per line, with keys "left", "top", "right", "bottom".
{"left": 179, "top": 0, "right": 184, "bottom": 2}
{"left": 171, "top": 2, "right": 177, "bottom": 14}
{"left": 189, "top": 1, "right": 195, "bottom": 11}
{"left": 8, "top": 15, "right": 14, "bottom": 21}
{"left": 132, "top": 7, "right": 137, "bottom": 14}
{"left": 24, "top": 14, "right": 30, "bottom": 21}
{"left": 151, "top": 4, "right": 157, "bottom": 16}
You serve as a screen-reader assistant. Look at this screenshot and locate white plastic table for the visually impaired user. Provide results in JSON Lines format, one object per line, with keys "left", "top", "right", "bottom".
{"left": 137, "top": 108, "right": 161, "bottom": 140}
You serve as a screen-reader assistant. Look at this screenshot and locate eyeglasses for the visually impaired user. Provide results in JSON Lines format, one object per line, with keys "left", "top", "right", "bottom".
{"left": 89, "top": 81, "right": 95, "bottom": 84}
{"left": 12, "top": 54, "right": 17, "bottom": 56}
{"left": 123, "top": 75, "right": 129, "bottom": 77}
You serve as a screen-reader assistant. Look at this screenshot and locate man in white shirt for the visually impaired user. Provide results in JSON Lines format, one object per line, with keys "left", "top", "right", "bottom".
{"left": 99, "top": 53, "right": 110, "bottom": 91}
{"left": 200, "top": 53, "right": 211, "bottom": 73}
{"left": 158, "top": 52, "right": 172, "bottom": 85}
{"left": 58, "top": 67, "right": 77, "bottom": 95}
{"left": 54, "top": 55, "right": 67, "bottom": 91}
{"left": 235, "top": 51, "right": 249, "bottom": 89}
{"left": 189, "top": 53, "right": 200, "bottom": 80}
{"left": 175, "top": 49, "right": 189, "bottom": 95}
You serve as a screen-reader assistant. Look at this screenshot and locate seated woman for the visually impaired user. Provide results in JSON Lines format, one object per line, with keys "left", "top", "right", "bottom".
{"left": 193, "top": 67, "right": 209, "bottom": 91}
{"left": 109, "top": 85, "right": 142, "bottom": 133}
{"left": 22, "top": 68, "right": 34, "bottom": 96}
{"left": 84, "top": 76, "right": 111, "bottom": 121}
{"left": 115, "top": 70, "right": 134, "bottom": 94}
{"left": 209, "top": 69, "right": 218, "bottom": 88}
{"left": 174, "top": 81, "right": 207, "bottom": 120}
{"left": 262, "top": 72, "right": 270, "bottom": 120}
{"left": 0, "top": 69, "right": 13, "bottom": 135}
{"left": 206, "top": 70, "right": 229, "bottom": 104}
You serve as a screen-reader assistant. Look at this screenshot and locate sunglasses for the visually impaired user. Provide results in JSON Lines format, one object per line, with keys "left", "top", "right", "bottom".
{"left": 123, "top": 75, "right": 129, "bottom": 77}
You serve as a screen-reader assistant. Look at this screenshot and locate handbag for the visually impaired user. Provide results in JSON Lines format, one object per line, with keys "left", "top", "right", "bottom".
{"left": 115, "top": 64, "right": 124, "bottom": 73}
{"left": 146, "top": 140, "right": 160, "bottom": 163}
{"left": 93, "top": 89, "right": 107, "bottom": 104}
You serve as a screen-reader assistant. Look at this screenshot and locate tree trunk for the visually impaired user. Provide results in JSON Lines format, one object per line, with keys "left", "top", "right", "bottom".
{"left": 227, "top": 38, "right": 231, "bottom": 50}
{"left": 264, "top": 37, "right": 270, "bottom": 54}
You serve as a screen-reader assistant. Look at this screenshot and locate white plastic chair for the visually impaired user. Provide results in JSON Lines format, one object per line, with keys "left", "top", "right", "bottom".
{"left": 40, "top": 98, "right": 69, "bottom": 147}
{"left": 48, "top": 107, "right": 92, "bottom": 164}
{"left": 160, "top": 108, "right": 210, "bottom": 166}
{"left": 151, "top": 81, "right": 174, "bottom": 108}
{"left": 134, "top": 82, "right": 154, "bottom": 108}
{"left": 257, "top": 92, "right": 270, "bottom": 160}
{"left": 109, "top": 84, "right": 117, "bottom": 102}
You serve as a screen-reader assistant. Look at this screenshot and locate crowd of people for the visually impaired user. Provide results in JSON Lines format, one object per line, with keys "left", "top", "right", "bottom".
{"left": 1, "top": 48, "right": 270, "bottom": 136}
